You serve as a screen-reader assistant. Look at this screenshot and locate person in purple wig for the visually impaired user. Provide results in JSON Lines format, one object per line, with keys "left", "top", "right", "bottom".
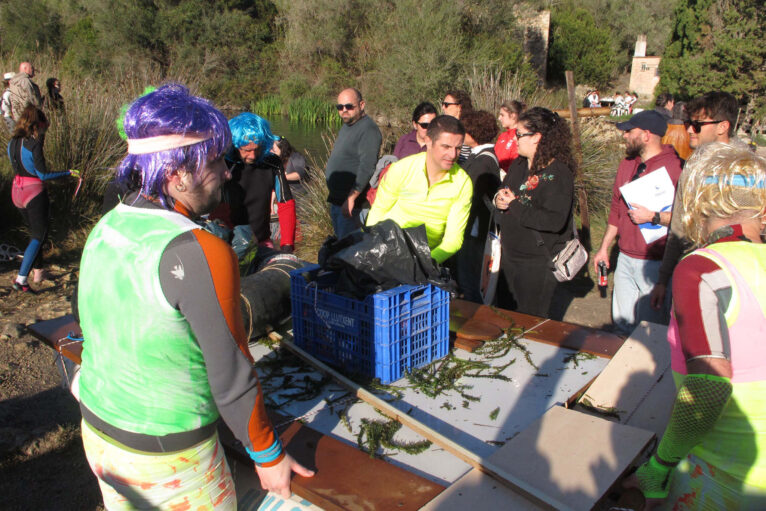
{"left": 116, "top": 84, "right": 232, "bottom": 207}
{"left": 77, "top": 84, "right": 313, "bottom": 508}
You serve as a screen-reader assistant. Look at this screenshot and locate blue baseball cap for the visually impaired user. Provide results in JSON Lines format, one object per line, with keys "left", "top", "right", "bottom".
{"left": 616, "top": 110, "right": 667, "bottom": 137}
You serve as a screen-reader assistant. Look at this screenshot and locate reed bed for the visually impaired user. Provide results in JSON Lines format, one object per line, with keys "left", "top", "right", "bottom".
{"left": 578, "top": 118, "right": 624, "bottom": 215}
{"left": 252, "top": 95, "right": 340, "bottom": 126}
{"left": 288, "top": 97, "right": 341, "bottom": 126}
{"left": 294, "top": 132, "right": 335, "bottom": 262}
{"left": 0, "top": 54, "right": 205, "bottom": 250}
{"left": 467, "top": 67, "right": 567, "bottom": 113}
{"left": 253, "top": 95, "right": 283, "bottom": 118}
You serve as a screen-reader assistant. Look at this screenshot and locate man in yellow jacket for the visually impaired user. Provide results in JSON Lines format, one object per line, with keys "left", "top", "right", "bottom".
{"left": 366, "top": 115, "right": 473, "bottom": 264}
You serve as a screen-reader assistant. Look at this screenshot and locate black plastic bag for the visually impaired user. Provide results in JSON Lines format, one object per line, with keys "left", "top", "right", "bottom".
{"left": 317, "top": 219, "right": 454, "bottom": 299}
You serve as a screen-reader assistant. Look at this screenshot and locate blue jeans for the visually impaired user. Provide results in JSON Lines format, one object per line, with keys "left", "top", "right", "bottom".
{"left": 330, "top": 204, "right": 363, "bottom": 239}
{"left": 612, "top": 252, "right": 670, "bottom": 336}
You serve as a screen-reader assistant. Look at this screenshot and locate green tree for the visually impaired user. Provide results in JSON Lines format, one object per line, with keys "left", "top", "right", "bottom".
{"left": 547, "top": 2, "right": 616, "bottom": 87}
{"left": 0, "top": 0, "right": 63, "bottom": 54}
{"left": 659, "top": 0, "right": 765, "bottom": 118}
{"left": 573, "top": 0, "right": 675, "bottom": 73}
{"left": 61, "top": 17, "right": 104, "bottom": 75}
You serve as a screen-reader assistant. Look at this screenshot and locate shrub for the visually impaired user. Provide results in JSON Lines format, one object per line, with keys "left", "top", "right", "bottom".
{"left": 547, "top": 2, "right": 616, "bottom": 88}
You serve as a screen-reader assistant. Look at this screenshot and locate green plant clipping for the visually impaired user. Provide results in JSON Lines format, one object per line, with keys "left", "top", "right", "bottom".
{"left": 489, "top": 407, "right": 500, "bottom": 421}
{"left": 563, "top": 351, "right": 597, "bottom": 368}
{"left": 356, "top": 417, "right": 431, "bottom": 458}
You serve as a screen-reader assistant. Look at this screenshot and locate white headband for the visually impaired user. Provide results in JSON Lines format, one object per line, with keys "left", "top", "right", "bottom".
{"left": 127, "top": 133, "right": 212, "bottom": 155}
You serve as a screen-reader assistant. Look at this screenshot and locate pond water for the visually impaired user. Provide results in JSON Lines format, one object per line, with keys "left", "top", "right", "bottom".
{"left": 265, "top": 116, "right": 337, "bottom": 164}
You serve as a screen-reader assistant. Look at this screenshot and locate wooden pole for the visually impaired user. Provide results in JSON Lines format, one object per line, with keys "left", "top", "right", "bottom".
{"left": 273, "top": 333, "right": 573, "bottom": 511}
{"left": 565, "top": 70, "right": 592, "bottom": 252}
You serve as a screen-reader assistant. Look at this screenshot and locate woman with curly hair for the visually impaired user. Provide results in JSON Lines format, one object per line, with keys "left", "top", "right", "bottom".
{"left": 493, "top": 107, "right": 576, "bottom": 316}
{"left": 627, "top": 143, "right": 766, "bottom": 510}
{"left": 453, "top": 109, "right": 501, "bottom": 302}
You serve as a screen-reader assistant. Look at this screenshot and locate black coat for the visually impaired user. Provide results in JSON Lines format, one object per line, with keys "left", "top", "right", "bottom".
{"left": 497, "top": 158, "right": 574, "bottom": 259}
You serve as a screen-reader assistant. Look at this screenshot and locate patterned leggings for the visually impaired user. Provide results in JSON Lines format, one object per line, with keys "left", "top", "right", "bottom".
{"left": 81, "top": 420, "right": 236, "bottom": 510}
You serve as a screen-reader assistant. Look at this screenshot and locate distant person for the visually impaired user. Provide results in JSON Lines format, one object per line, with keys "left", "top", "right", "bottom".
{"left": 393, "top": 101, "right": 437, "bottom": 160}
{"left": 494, "top": 100, "right": 526, "bottom": 174}
{"left": 650, "top": 91, "right": 741, "bottom": 310}
{"left": 624, "top": 91, "right": 637, "bottom": 113}
{"left": 2, "top": 72, "right": 14, "bottom": 132}
{"left": 441, "top": 90, "right": 473, "bottom": 163}
{"left": 453, "top": 110, "right": 501, "bottom": 302}
{"left": 9, "top": 106, "right": 78, "bottom": 292}
{"left": 612, "top": 92, "right": 628, "bottom": 116}
{"left": 493, "top": 108, "right": 576, "bottom": 317}
{"left": 8, "top": 62, "right": 42, "bottom": 121}
{"left": 654, "top": 92, "right": 675, "bottom": 121}
{"left": 273, "top": 137, "right": 308, "bottom": 197}
{"left": 215, "top": 113, "right": 296, "bottom": 254}
{"left": 627, "top": 143, "right": 766, "bottom": 509}
{"left": 441, "top": 90, "right": 473, "bottom": 120}
{"left": 585, "top": 90, "right": 600, "bottom": 108}
{"left": 44, "top": 77, "right": 64, "bottom": 111}
{"left": 325, "top": 87, "right": 382, "bottom": 238}
{"left": 367, "top": 115, "right": 472, "bottom": 264}
{"left": 592, "top": 110, "right": 683, "bottom": 336}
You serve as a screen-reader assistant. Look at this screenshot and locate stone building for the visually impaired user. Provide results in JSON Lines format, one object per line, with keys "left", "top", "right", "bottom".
{"left": 629, "top": 35, "right": 661, "bottom": 98}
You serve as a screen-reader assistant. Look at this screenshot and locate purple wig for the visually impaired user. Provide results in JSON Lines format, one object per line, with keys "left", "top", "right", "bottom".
{"left": 116, "top": 84, "right": 231, "bottom": 207}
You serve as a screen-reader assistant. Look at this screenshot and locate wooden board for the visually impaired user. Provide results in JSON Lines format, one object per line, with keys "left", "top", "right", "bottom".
{"left": 27, "top": 314, "right": 83, "bottom": 363}
{"left": 28, "top": 315, "right": 445, "bottom": 511}
{"left": 422, "top": 406, "right": 655, "bottom": 511}
{"left": 220, "top": 418, "right": 445, "bottom": 511}
{"left": 450, "top": 300, "right": 624, "bottom": 358}
{"left": 577, "top": 321, "right": 675, "bottom": 436}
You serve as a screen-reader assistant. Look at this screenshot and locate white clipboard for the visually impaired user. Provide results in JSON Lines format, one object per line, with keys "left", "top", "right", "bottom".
{"left": 619, "top": 167, "right": 674, "bottom": 244}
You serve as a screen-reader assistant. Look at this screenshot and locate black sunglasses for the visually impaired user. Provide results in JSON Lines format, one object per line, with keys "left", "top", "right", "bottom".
{"left": 336, "top": 103, "right": 357, "bottom": 111}
{"left": 516, "top": 131, "right": 535, "bottom": 140}
{"left": 684, "top": 119, "right": 723, "bottom": 133}
{"left": 630, "top": 163, "right": 647, "bottom": 182}
{"left": 442, "top": 101, "right": 459, "bottom": 107}
{"left": 417, "top": 122, "right": 430, "bottom": 129}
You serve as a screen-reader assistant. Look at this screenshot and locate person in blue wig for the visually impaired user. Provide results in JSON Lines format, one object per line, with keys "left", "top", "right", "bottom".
{"left": 209, "top": 112, "right": 296, "bottom": 255}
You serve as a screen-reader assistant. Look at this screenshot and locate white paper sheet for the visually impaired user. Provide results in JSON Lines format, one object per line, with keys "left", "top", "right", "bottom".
{"left": 619, "top": 167, "right": 675, "bottom": 244}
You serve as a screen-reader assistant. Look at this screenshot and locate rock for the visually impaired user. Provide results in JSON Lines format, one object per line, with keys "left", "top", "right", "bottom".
{"left": 1, "top": 322, "right": 26, "bottom": 339}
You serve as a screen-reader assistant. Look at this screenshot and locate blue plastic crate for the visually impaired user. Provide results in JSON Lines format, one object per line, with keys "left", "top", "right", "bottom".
{"left": 290, "top": 264, "right": 450, "bottom": 384}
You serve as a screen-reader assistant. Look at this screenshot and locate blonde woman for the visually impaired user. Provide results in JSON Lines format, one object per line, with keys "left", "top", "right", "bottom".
{"left": 627, "top": 142, "right": 766, "bottom": 509}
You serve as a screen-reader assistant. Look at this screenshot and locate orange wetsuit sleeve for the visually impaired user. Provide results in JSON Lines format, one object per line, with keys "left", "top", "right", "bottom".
{"left": 159, "top": 227, "right": 284, "bottom": 466}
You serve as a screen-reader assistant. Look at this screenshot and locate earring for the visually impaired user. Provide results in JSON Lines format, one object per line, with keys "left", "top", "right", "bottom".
{"left": 175, "top": 183, "right": 186, "bottom": 192}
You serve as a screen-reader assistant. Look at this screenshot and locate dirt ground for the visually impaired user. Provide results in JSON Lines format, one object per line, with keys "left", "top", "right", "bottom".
{"left": 0, "top": 252, "right": 614, "bottom": 511}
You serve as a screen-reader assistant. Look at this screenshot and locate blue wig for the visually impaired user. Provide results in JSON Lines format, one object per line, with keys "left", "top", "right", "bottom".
{"left": 116, "top": 84, "right": 231, "bottom": 208}
{"left": 228, "top": 112, "right": 279, "bottom": 164}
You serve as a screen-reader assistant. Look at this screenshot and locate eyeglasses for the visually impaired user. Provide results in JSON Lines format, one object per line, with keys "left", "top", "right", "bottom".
{"left": 417, "top": 122, "right": 430, "bottom": 129}
{"left": 442, "top": 101, "right": 459, "bottom": 108}
{"left": 336, "top": 103, "right": 357, "bottom": 111}
{"left": 516, "top": 131, "right": 535, "bottom": 140}
{"left": 684, "top": 119, "right": 723, "bottom": 133}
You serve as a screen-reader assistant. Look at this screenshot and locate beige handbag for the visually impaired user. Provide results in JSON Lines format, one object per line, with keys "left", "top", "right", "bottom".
{"left": 533, "top": 218, "right": 588, "bottom": 282}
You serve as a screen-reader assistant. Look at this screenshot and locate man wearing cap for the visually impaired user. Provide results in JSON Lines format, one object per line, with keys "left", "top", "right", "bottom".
{"left": 2, "top": 72, "right": 14, "bottom": 131}
{"left": 8, "top": 62, "right": 42, "bottom": 121}
{"left": 593, "top": 110, "right": 683, "bottom": 336}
